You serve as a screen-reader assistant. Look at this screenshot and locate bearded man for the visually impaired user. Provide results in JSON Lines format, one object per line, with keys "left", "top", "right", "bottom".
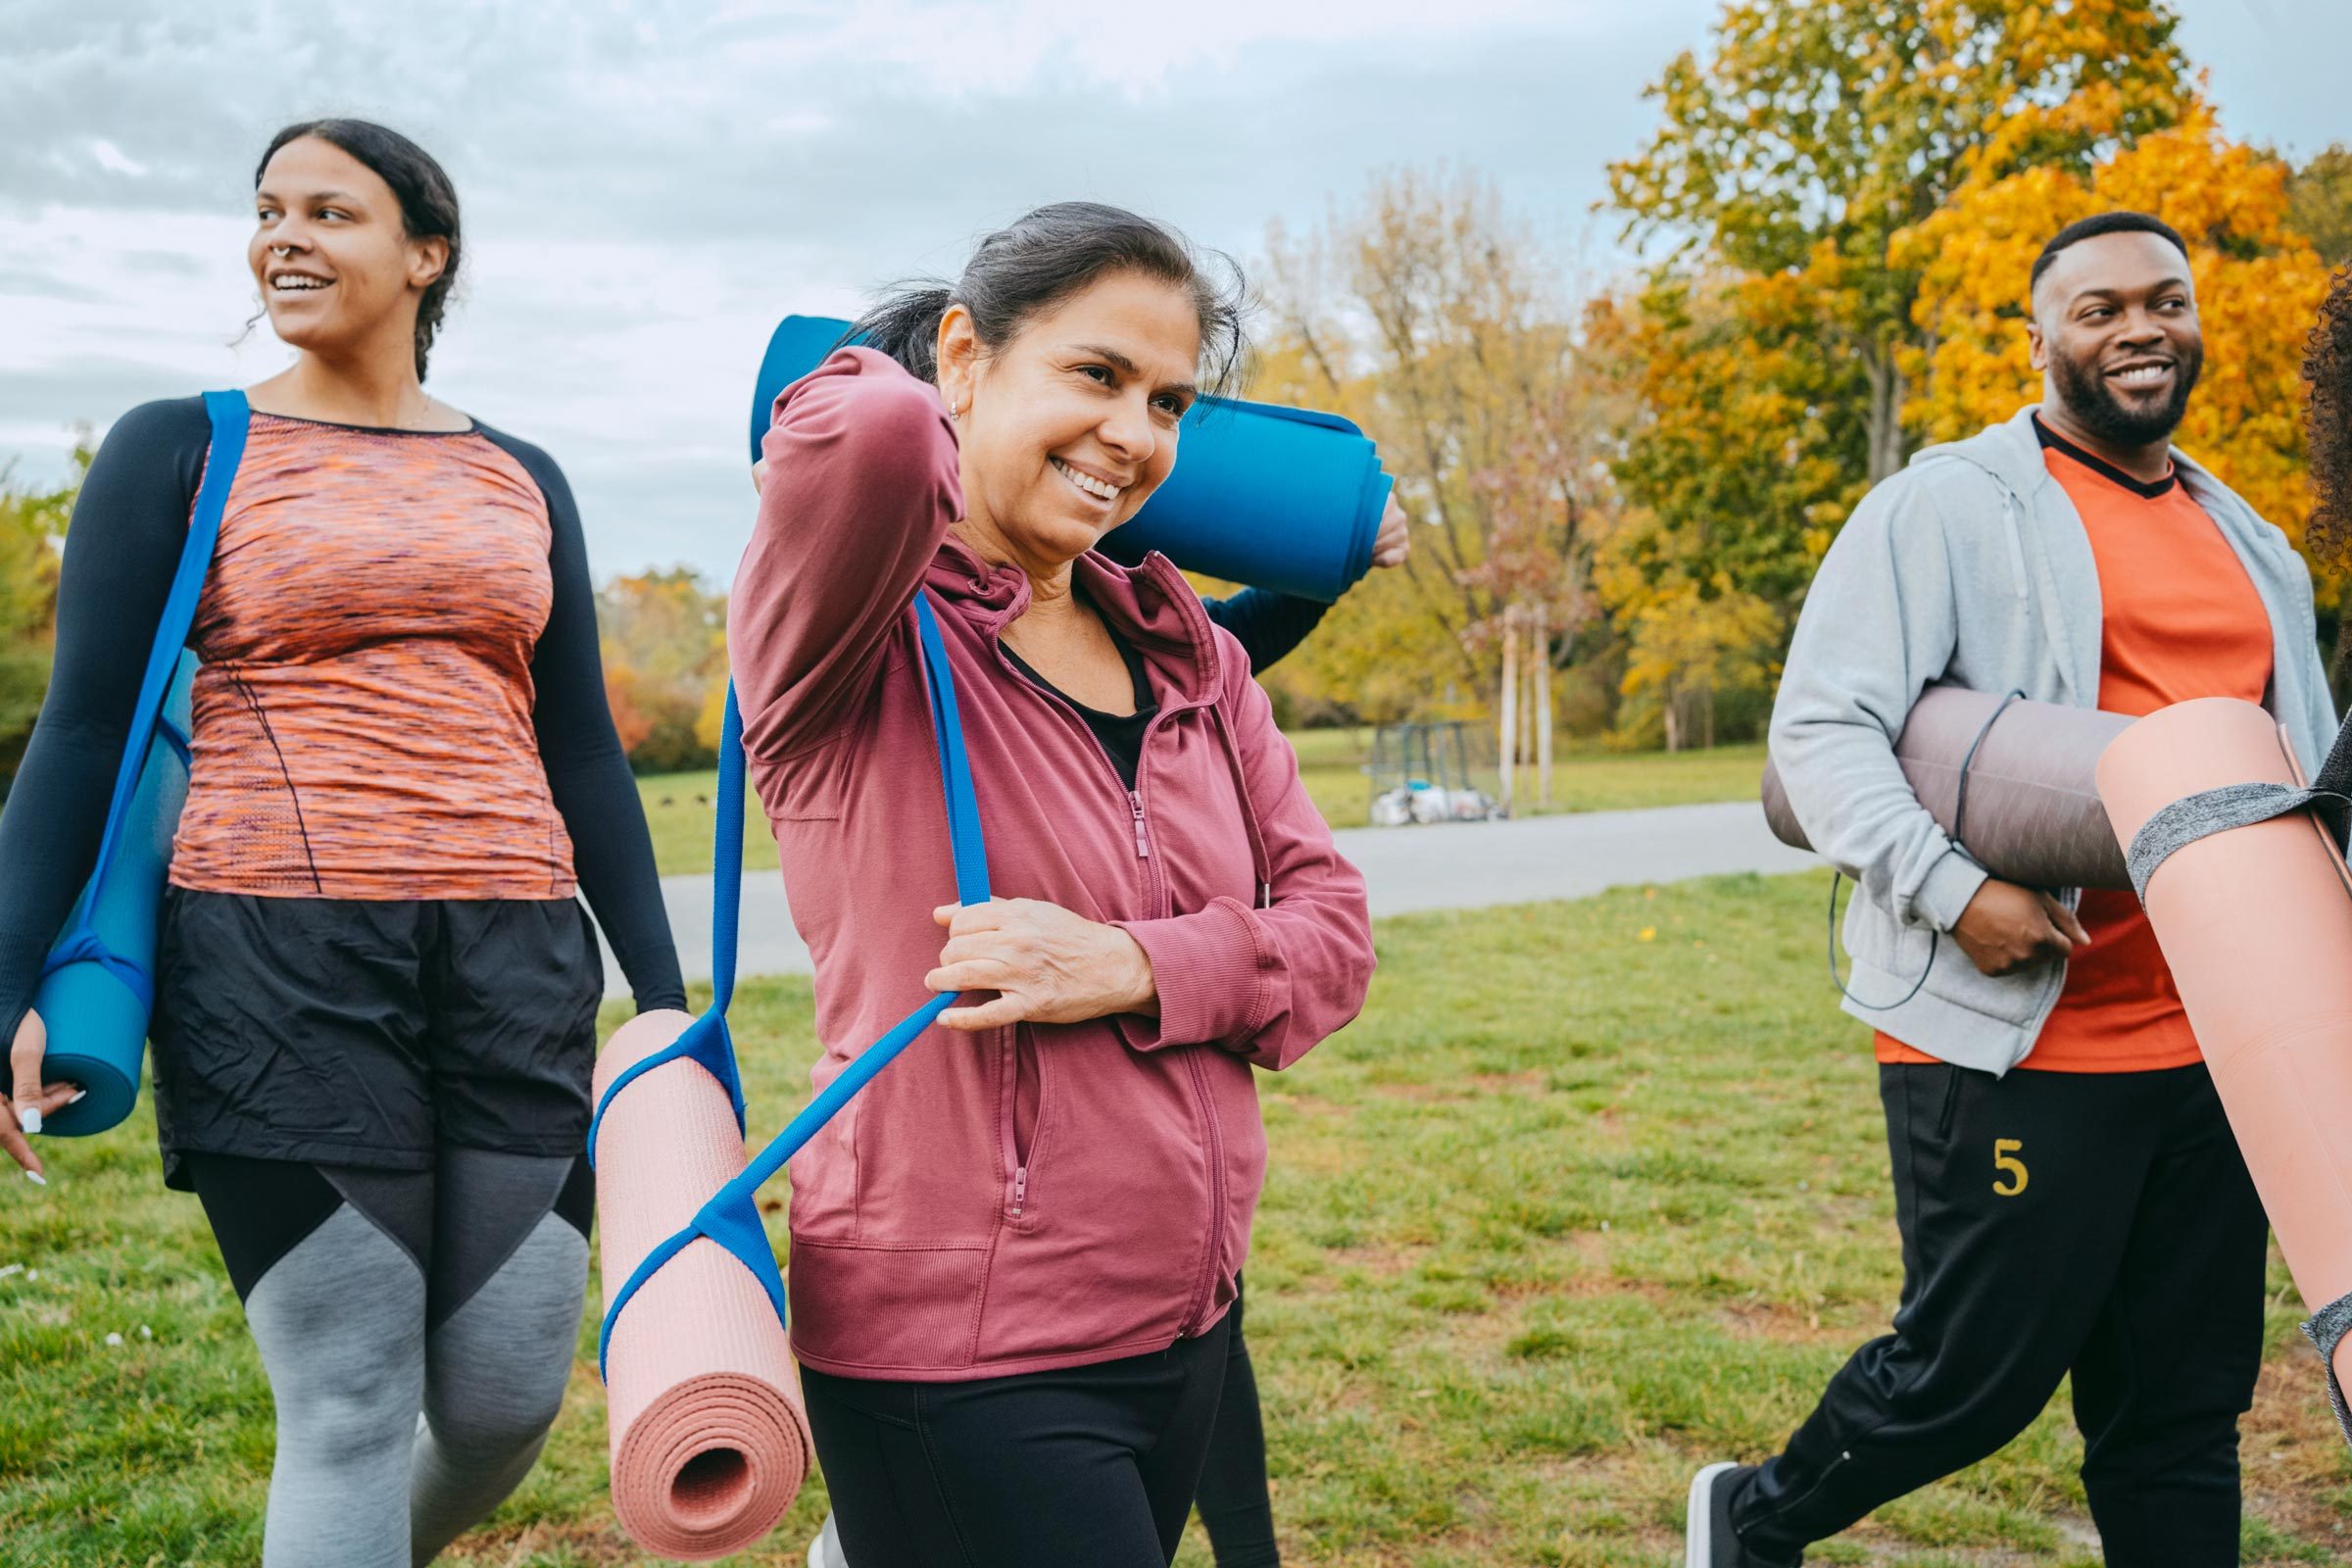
{"left": 1686, "top": 212, "right": 2336, "bottom": 1567}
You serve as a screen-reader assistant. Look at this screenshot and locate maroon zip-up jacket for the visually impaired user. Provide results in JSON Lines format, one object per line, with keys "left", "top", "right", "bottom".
{"left": 732, "top": 349, "right": 1376, "bottom": 1380}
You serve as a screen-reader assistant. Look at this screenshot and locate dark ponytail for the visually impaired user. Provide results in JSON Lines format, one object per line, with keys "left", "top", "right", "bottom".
{"left": 850, "top": 202, "right": 1250, "bottom": 398}
{"left": 257, "top": 119, "right": 462, "bottom": 381}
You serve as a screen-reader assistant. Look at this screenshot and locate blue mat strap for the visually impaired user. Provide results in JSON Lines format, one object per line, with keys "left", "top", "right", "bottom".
{"left": 38, "top": 930, "right": 154, "bottom": 1010}
{"left": 597, "top": 593, "right": 987, "bottom": 1377}
{"left": 44, "top": 391, "right": 241, "bottom": 978}
{"left": 585, "top": 1009, "right": 742, "bottom": 1166}
{"left": 155, "top": 715, "right": 192, "bottom": 769}
{"left": 586, "top": 681, "right": 752, "bottom": 1165}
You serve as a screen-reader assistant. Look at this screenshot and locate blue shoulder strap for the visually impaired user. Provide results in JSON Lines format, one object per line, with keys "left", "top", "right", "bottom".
{"left": 44, "top": 390, "right": 246, "bottom": 1002}
{"left": 593, "top": 591, "right": 987, "bottom": 1378}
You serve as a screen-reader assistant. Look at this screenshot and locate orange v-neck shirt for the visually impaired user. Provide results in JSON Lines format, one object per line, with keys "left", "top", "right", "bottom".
{"left": 1879, "top": 420, "right": 2272, "bottom": 1072}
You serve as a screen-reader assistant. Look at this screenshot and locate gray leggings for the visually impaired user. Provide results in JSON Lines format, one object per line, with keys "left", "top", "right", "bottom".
{"left": 188, "top": 1148, "right": 590, "bottom": 1567}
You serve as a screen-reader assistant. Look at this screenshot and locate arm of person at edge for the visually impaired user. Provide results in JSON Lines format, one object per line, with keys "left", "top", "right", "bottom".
{"left": 926, "top": 625, "right": 1377, "bottom": 1066}
{"left": 504, "top": 437, "right": 689, "bottom": 1014}
{"left": 1767, "top": 468, "right": 2084, "bottom": 979}
{"left": 732, "top": 347, "right": 962, "bottom": 762}
{"left": 1200, "top": 494, "right": 1411, "bottom": 673}
{"left": 0, "top": 400, "right": 210, "bottom": 1178}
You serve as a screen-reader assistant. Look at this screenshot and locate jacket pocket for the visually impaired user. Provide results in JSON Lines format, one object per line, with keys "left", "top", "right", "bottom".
{"left": 998, "top": 1025, "right": 1049, "bottom": 1223}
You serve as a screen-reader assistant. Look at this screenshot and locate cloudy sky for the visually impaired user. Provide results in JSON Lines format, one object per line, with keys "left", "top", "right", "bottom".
{"left": 5, "top": 0, "right": 2345, "bottom": 583}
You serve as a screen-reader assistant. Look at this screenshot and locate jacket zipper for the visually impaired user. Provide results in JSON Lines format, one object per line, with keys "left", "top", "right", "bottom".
{"left": 1180, "top": 1048, "right": 1229, "bottom": 1335}
{"left": 999, "top": 1027, "right": 1034, "bottom": 1221}
{"left": 990, "top": 637, "right": 1221, "bottom": 1329}
{"left": 989, "top": 642, "right": 1171, "bottom": 909}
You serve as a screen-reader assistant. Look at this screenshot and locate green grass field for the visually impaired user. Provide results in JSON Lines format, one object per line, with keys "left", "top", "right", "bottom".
{"left": 4, "top": 873, "right": 2346, "bottom": 1564}
{"left": 637, "top": 732, "right": 1769, "bottom": 877}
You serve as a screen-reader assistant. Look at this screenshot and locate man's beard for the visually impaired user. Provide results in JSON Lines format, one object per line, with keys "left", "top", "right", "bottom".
{"left": 2049, "top": 340, "right": 2203, "bottom": 448}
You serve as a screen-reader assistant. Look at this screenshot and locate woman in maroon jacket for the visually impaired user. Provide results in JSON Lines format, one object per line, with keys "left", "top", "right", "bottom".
{"left": 730, "top": 203, "right": 1376, "bottom": 1568}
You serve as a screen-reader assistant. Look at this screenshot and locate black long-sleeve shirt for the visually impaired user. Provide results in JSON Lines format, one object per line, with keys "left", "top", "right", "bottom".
{"left": 1202, "top": 587, "right": 1331, "bottom": 675}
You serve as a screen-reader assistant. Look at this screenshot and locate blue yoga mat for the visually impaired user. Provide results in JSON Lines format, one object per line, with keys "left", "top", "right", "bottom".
{"left": 749, "top": 315, "right": 1393, "bottom": 604}
{"left": 33, "top": 388, "right": 243, "bottom": 1138}
{"left": 32, "top": 658, "right": 195, "bottom": 1136}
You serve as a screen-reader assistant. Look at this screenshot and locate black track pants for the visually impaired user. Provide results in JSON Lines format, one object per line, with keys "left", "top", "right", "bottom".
{"left": 1732, "top": 1061, "right": 2267, "bottom": 1567}
{"left": 802, "top": 1312, "right": 1231, "bottom": 1568}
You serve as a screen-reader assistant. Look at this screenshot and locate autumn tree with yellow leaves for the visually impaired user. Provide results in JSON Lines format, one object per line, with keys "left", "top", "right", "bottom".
{"left": 1608, "top": 0, "right": 2191, "bottom": 486}
{"left": 1582, "top": 0, "right": 2343, "bottom": 744}
{"left": 1902, "top": 103, "right": 2331, "bottom": 557}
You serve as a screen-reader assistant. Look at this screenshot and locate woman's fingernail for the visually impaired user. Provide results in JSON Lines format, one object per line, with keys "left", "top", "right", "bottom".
{"left": 67, "top": 1091, "right": 86, "bottom": 1105}
{"left": 17, "top": 1107, "right": 38, "bottom": 1137}
{"left": 24, "top": 1170, "right": 46, "bottom": 1186}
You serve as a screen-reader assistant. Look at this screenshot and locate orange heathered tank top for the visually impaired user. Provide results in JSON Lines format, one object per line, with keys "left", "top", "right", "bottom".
{"left": 169, "top": 414, "right": 576, "bottom": 900}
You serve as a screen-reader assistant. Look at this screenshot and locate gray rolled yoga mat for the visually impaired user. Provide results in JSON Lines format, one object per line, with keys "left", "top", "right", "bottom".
{"left": 1761, "top": 686, "right": 2136, "bottom": 891}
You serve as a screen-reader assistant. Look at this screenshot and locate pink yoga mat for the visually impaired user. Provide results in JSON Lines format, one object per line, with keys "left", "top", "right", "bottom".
{"left": 2098, "top": 699, "right": 2352, "bottom": 1395}
{"left": 593, "top": 1009, "right": 814, "bottom": 1559}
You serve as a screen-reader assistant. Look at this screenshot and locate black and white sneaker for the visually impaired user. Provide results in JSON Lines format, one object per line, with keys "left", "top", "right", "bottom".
{"left": 1686, "top": 1462, "right": 1784, "bottom": 1566}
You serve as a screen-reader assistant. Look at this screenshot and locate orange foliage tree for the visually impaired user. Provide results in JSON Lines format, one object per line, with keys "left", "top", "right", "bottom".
{"left": 597, "top": 568, "right": 727, "bottom": 773}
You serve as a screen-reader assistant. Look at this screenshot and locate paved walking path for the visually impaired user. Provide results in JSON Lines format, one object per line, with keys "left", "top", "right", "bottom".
{"left": 604, "top": 801, "right": 1819, "bottom": 995}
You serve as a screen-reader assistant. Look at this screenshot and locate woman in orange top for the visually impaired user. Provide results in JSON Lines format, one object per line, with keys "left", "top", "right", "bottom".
{"left": 0, "top": 122, "right": 683, "bottom": 1566}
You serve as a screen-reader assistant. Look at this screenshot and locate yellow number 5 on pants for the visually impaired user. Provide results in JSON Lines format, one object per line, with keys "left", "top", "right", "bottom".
{"left": 1993, "top": 1138, "right": 2029, "bottom": 1198}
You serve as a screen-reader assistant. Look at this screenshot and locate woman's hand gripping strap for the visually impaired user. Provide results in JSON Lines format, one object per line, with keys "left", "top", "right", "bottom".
{"left": 585, "top": 684, "right": 751, "bottom": 1167}
{"left": 41, "top": 390, "right": 247, "bottom": 1003}
{"left": 596, "top": 593, "right": 989, "bottom": 1380}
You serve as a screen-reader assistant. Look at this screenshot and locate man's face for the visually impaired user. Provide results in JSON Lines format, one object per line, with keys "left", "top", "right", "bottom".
{"left": 2029, "top": 230, "right": 2204, "bottom": 448}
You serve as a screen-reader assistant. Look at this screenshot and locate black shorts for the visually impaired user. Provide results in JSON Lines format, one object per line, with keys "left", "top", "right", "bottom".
{"left": 150, "top": 889, "right": 603, "bottom": 1189}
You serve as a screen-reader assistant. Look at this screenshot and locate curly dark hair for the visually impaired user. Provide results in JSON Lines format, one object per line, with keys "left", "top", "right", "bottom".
{"left": 2310, "top": 263, "right": 2352, "bottom": 569}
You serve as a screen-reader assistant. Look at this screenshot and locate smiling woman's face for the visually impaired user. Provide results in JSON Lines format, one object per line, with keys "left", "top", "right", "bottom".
{"left": 249, "top": 136, "right": 445, "bottom": 366}
{"left": 939, "top": 270, "right": 1203, "bottom": 568}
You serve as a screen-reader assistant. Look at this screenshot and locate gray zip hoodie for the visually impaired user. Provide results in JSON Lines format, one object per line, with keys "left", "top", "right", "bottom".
{"left": 1768, "top": 404, "right": 2335, "bottom": 1073}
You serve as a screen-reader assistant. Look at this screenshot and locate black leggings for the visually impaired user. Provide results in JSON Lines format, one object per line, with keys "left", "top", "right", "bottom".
{"left": 803, "top": 1312, "right": 1232, "bottom": 1568}
{"left": 1196, "top": 1279, "right": 1281, "bottom": 1566}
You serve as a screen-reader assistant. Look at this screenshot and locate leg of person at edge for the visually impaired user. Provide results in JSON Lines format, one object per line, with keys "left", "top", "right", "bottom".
{"left": 734, "top": 204, "right": 1377, "bottom": 1568}
{"left": 0, "top": 122, "right": 688, "bottom": 1567}
{"left": 794, "top": 443, "right": 1411, "bottom": 1568}
{"left": 1686, "top": 211, "right": 2338, "bottom": 1568}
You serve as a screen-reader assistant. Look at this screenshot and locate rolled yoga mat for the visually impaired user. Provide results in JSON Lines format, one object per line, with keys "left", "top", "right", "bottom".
{"left": 749, "top": 314, "right": 1394, "bottom": 604}
{"left": 2098, "top": 698, "right": 2352, "bottom": 1437}
{"left": 32, "top": 655, "right": 195, "bottom": 1136}
{"left": 37, "top": 389, "right": 244, "bottom": 1137}
{"left": 592, "top": 1007, "right": 814, "bottom": 1559}
{"left": 1762, "top": 685, "right": 2137, "bottom": 891}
